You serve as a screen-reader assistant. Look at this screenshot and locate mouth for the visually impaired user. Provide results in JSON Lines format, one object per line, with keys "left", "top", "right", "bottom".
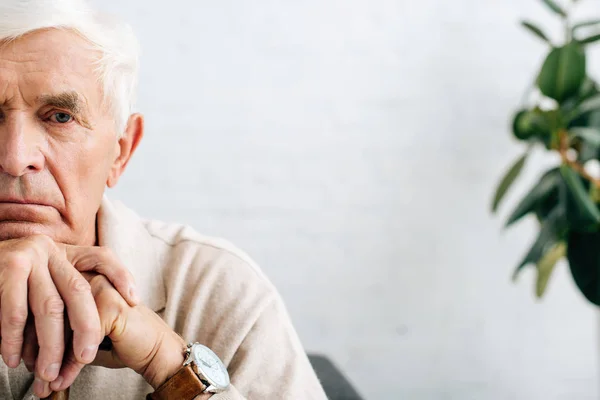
{"left": 0, "top": 199, "right": 52, "bottom": 207}
{"left": 0, "top": 199, "right": 58, "bottom": 226}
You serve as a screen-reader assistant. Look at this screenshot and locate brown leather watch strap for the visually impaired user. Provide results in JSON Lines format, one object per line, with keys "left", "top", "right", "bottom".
{"left": 148, "top": 364, "right": 208, "bottom": 400}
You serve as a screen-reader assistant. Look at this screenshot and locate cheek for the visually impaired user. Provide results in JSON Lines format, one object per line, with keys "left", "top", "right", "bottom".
{"left": 47, "top": 135, "right": 116, "bottom": 206}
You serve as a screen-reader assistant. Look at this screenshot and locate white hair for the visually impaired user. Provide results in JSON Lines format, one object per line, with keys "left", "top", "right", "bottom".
{"left": 0, "top": 0, "right": 140, "bottom": 136}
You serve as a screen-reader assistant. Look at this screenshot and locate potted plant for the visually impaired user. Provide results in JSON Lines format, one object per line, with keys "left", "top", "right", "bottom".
{"left": 492, "top": 0, "right": 600, "bottom": 304}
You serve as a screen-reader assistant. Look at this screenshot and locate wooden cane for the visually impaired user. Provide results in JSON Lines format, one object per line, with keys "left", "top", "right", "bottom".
{"left": 45, "top": 387, "right": 69, "bottom": 400}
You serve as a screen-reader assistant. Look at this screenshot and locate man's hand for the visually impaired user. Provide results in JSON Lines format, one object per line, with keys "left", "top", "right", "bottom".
{"left": 0, "top": 235, "right": 139, "bottom": 398}
{"left": 48, "top": 246, "right": 187, "bottom": 393}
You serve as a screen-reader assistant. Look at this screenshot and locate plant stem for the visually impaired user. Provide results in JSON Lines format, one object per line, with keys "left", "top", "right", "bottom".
{"left": 564, "top": 0, "right": 575, "bottom": 42}
{"left": 565, "top": 17, "right": 572, "bottom": 42}
{"left": 558, "top": 130, "right": 600, "bottom": 187}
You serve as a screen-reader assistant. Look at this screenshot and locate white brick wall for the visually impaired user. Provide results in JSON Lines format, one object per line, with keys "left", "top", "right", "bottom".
{"left": 97, "top": 0, "right": 600, "bottom": 398}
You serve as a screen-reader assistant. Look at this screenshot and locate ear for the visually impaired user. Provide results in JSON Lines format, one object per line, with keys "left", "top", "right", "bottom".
{"left": 106, "top": 113, "right": 144, "bottom": 188}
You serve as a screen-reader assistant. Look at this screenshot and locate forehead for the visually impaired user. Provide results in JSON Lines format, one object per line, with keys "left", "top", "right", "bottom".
{"left": 0, "top": 29, "right": 101, "bottom": 104}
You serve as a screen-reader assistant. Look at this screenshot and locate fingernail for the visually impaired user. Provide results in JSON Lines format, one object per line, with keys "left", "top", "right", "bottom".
{"left": 33, "top": 378, "right": 46, "bottom": 396}
{"left": 129, "top": 284, "right": 140, "bottom": 304}
{"left": 81, "top": 345, "right": 97, "bottom": 363}
{"left": 50, "top": 376, "right": 63, "bottom": 391}
{"left": 7, "top": 355, "right": 20, "bottom": 368}
{"left": 44, "top": 363, "right": 60, "bottom": 380}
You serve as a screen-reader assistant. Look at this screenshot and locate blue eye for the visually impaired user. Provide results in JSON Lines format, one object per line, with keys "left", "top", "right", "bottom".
{"left": 51, "top": 112, "right": 73, "bottom": 124}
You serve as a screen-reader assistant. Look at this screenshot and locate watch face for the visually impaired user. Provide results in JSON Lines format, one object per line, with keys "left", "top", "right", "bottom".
{"left": 192, "top": 344, "right": 230, "bottom": 390}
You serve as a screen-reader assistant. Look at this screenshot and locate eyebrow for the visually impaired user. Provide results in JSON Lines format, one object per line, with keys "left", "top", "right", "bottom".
{"left": 37, "top": 91, "right": 92, "bottom": 129}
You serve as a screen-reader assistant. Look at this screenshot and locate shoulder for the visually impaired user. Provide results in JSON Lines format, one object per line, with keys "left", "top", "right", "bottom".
{"left": 145, "top": 220, "right": 262, "bottom": 274}
{"left": 101, "top": 197, "right": 285, "bottom": 342}
{"left": 143, "top": 218, "right": 279, "bottom": 309}
{"left": 144, "top": 220, "right": 269, "bottom": 281}
{"left": 141, "top": 219, "right": 286, "bottom": 358}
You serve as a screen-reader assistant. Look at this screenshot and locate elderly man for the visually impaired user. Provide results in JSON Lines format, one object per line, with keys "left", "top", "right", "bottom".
{"left": 0, "top": 1, "right": 327, "bottom": 399}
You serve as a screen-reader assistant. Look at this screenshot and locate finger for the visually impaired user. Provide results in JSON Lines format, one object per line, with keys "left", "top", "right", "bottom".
{"left": 0, "top": 258, "right": 30, "bottom": 368}
{"left": 87, "top": 273, "right": 122, "bottom": 337}
{"left": 50, "top": 317, "right": 78, "bottom": 391}
{"left": 50, "top": 344, "right": 84, "bottom": 392}
{"left": 22, "top": 320, "right": 38, "bottom": 372}
{"left": 48, "top": 252, "right": 101, "bottom": 366}
{"left": 28, "top": 264, "right": 65, "bottom": 382}
{"left": 63, "top": 245, "right": 139, "bottom": 306}
{"left": 33, "top": 376, "right": 51, "bottom": 398}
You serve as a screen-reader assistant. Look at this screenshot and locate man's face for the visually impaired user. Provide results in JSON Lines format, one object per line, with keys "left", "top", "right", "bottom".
{"left": 0, "top": 29, "right": 132, "bottom": 245}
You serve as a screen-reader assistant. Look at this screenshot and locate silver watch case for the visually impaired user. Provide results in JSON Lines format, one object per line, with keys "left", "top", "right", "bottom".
{"left": 183, "top": 342, "right": 231, "bottom": 393}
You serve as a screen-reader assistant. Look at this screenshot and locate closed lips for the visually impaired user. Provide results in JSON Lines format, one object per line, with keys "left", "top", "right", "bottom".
{"left": 0, "top": 199, "right": 52, "bottom": 207}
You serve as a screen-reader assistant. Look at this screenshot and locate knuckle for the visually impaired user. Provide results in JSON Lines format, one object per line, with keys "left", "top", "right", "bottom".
{"left": 1, "top": 335, "right": 23, "bottom": 347}
{"left": 4, "top": 252, "right": 31, "bottom": 272}
{"left": 39, "top": 342, "right": 64, "bottom": 356}
{"left": 69, "top": 276, "right": 91, "bottom": 294}
{"left": 29, "top": 234, "right": 54, "bottom": 248}
{"left": 41, "top": 296, "right": 64, "bottom": 317}
{"left": 6, "top": 309, "right": 28, "bottom": 327}
{"left": 29, "top": 235, "right": 56, "bottom": 259}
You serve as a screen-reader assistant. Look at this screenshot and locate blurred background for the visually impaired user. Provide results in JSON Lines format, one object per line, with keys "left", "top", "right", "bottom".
{"left": 95, "top": 0, "right": 600, "bottom": 398}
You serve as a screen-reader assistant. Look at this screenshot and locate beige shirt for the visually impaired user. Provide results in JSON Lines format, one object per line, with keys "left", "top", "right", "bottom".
{"left": 0, "top": 197, "right": 327, "bottom": 400}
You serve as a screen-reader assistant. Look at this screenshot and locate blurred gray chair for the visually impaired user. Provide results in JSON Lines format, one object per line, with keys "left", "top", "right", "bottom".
{"left": 308, "top": 354, "right": 363, "bottom": 400}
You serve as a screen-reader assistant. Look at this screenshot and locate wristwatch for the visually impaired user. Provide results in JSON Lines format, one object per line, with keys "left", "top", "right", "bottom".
{"left": 148, "top": 342, "right": 231, "bottom": 400}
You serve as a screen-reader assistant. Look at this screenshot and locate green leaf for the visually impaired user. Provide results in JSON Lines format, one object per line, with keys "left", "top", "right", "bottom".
{"left": 592, "top": 184, "right": 600, "bottom": 203}
{"left": 565, "top": 78, "right": 600, "bottom": 123}
{"left": 521, "top": 20, "right": 551, "bottom": 43}
{"left": 512, "top": 110, "right": 535, "bottom": 141}
{"left": 560, "top": 164, "right": 600, "bottom": 223}
{"left": 541, "top": 0, "right": 567, "bottom": 17}
{"left": 561, "top": 166, "right": 600, "bottom": 232}
{"left": 567, "top": 230, "right": 600, "bottom": 306}
{"left": 573, "top": 19, "right": 600, "bottom": 30}
{"left": 513, "top": 204, "right": 566, "bottom": 280}
{"left": 577, "top": 95, "right": 600, "bottom": 113}
{"left": 573, "top": 127, "right": 600, "bottom": 163}
{"left": 578, "top": 77, "right": 599, "bottom": 100}
{"left": 578, "top": 141, "right": 600, "bottom": 163}
{"left": 512, "top": 109, "right": 552, "bottom": 141}
{"left": 570, "top": 127, "right": 600, "bottom": 147}
{"left": 492, "top": 151, "right": 529, "bottom": 213}
{"left": 568, "top": 94, "right": 600, "bottom": 122}
{"left": 536, "top": 241, "right": 566, "bottom": 297}
{"left": 505, "top": 168, "right": 561, "bottom": 227}
{"left": 579, "top": 34, "right": 600, "bottom": 45}
{"left": 590, "top": 110, "right": 600, "bottom": 127}
{"left": 537, "top": 43, "right": 587, "bottom": 103}
{"left": 534, "top": 184, "right": 560, "bottom": 221}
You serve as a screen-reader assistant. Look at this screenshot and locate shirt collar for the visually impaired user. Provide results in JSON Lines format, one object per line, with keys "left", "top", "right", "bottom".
{"left": 96, "top": 195, "right": 166, "bottom": 312}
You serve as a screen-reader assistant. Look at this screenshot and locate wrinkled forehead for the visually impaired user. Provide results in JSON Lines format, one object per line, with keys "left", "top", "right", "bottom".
{"left": 0, "top": 28, "right": 102, "bottom": 108}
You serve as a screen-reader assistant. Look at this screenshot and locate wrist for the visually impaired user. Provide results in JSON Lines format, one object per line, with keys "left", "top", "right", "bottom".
{"left": 143, "top": 332, "right": 187, "bottom": 389}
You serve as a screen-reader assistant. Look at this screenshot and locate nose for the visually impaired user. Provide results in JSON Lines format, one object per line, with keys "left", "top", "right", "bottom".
{"left": 0, "top": 115, "right": 45, "bottom": 177}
